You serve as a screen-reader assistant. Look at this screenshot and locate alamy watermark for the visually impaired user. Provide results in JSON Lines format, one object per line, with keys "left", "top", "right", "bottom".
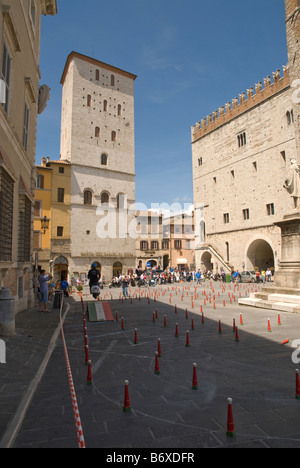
{"left": 0, "top": 339, "right": 6, "bottom": 364}
{"left": 94, "top": 201, "right": 203, "bottom": 242}
{"left": 291, "top": 340, "right": 300, "bottom": 365}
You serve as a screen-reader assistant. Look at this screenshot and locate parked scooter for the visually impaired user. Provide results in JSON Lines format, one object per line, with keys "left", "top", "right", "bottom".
{"left": 91, "top": 283, "right": 101, "bottom": 299}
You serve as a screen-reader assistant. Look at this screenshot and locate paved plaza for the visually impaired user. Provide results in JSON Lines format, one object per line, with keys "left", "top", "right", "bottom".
{"left": 2, "top": 281, "right": 300, "bottom": 450}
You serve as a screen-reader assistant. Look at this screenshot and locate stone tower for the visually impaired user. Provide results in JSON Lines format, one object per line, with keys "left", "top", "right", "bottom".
{"left": 60, "top": 52, "right": 137, "bottom": 281}
{"left": 285, "top": 0, "right": 300, "bottom": 160}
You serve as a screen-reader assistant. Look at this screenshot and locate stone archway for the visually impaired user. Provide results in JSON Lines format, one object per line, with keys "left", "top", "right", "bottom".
{"left": 113, "top": 262, "right": 122, "bottom": 277}
{"left": 53, "top": 256, "right": 69, "bottom": 284}
{"left": 201, "top": 251, "right": 213, "bottom": 272}
{"left": 246, "top": 239, "right": 274, "bottom": 271}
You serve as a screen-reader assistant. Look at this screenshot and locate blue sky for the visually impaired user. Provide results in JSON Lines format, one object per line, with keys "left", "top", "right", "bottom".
{"left": 36, "top": 0, "right": 288, "bottom": 208}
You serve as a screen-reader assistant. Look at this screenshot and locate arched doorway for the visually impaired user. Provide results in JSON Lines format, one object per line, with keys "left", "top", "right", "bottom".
{"left": 246, "top": 239, "right": 274, "bottom": 271}
{"left": 113, "top": 262, "right": 122, "bottom": 277}
{"left": 201, "top": 251, "right": 213, "bottom": 272}
{"left": 148, "top": 260, "right": 157, "bottom": 270}
{"left": 54, "top": 256, "right": 68, "bottom": 284}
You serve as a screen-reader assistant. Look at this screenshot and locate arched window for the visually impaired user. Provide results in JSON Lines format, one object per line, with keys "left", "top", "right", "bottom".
{"left": 101, "top": 192, "right": 109, "bottom": 204}
{"left": 95, "top": 69, "right": 99, "bottom": 81}
{"left": 103, "top": 100, "right": 108, "bottom": 112}
{"left": 117, "top": 193, "right": 126, "bottom": 209}
{"left": 111, "top": 75, "right": 115, "bottom": 86}
{"left": 87, "top": 94, "right": 92, "bottom": 107}
{"left": 101, "top": 154, "right": 108, "bottom": 166}
{"left": 95, "top": 127, "right": 100, "bottom": 138}
{"left": 118, "top": 104, "right": 122, "bottom": 116}
{"left": 111, "top": 131, "right": 116, "bottom": 142}
{"left": 113, "top": 262, "right": 122, "bottom": 277}
{"left": 84, "top": 189, "right": 92, "bottom": 205}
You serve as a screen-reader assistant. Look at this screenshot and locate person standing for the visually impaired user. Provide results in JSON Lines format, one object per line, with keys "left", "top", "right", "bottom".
{"left": 122, "top": 276, "right": 129, "bottom": 298}
{"left": 196, "top": 269, "right": 201, "bottom": 285}
{"left": 38, "top": 270, "right": 52, "bottom": 312}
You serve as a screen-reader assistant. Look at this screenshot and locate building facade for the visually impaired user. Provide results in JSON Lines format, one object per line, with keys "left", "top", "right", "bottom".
{"left": 192, "top": 0, "right": 299, "bottom": 277}
{"left": 191, "top": 66, "right": 297, "bottom": 275}
{"left": 59, "top": 52, "right": 137, "bottom": 281}
{"left": 0, "top": 0, "right": 57, "bottom": 326}
{"left": 33, "top": 156, "right": 71, "bottom": 284}
{"left": 135, "top": 210, "right": 195, "bottom": 272}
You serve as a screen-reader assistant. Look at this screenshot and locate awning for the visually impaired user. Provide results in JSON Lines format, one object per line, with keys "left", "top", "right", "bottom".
{"left": 177, "top": 259, "right": 187, "bottom": 265}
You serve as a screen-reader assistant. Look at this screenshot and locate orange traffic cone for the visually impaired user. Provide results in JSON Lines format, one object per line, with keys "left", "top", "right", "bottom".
{"left": 123, "top": 380, "right": 131, "bottom": 412}
{"left": 155, "top": 351, "right": 160, "bottom": 375}
{"left": 87, "top": 360, "right": 92, "bottom": 385}
{"left": 186, "top": 330, "right": 190, "bottom": 347}
{"left": 226, "top": 398, "right": 235, "bottom": 437}
{"left": 268, "top": 318, "right": 272, "bottom": 333}
{"left": 192, "top": 363, "right": 198, "bottom": 390}
{"left": 134, "top": 328, "right": 138, "bottom": 344}
{"left": 158, "top": 338, "right": 162, "bottom": 357}
{"left": 278, "top": 313, "right": 282, "bottom": 326}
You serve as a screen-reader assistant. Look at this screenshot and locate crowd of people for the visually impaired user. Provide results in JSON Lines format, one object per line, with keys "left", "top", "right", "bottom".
{"left": 36, "top": 263, "right": 274, "bottom": 305}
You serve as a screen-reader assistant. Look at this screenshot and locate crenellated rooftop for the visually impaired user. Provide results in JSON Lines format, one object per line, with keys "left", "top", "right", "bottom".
{"left": 191, "top": 66, "right": 290, "bottom": 143}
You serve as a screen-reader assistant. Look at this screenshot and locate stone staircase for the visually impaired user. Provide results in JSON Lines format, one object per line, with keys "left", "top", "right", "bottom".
{"left": 239, "top": 286, "right": 300, "bottom": 313}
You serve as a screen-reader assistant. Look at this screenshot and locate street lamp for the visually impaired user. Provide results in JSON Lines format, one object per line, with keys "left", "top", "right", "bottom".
{"left": 41, "top": 216, "right": 50, "bottom": 234}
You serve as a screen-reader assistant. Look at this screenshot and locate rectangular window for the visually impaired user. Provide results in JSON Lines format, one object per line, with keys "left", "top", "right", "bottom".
{"left": 18, "top": 276, "right": 24, "bottom": 299}
{"left": 18, "top": 195, "right": 31, "bottom": 262}
{"left": 23, "top": 103, "right": 29, "bottom": 150}
{"left": 34, "top": 200, "right": 41, "bottom": 217}
{"left": 141, "top": 241, "right": 148, "bottom": 251}
{"left": 237, "top": 132, "right": 246, "bottom": 148}
{"left": 58, "top": 166, "right": 64, "bottom": 174}
{"left": 57, "top": 226, "right": 63, "bottom": 237}
{"left": 174, "top": 240, "right": 182, "bottom": 249}
{"left": 223, "top": 213, "right": 230, "bottom": 224}
{"left": 33, "top": 230, "right": 41, "bottom": 249}
{"left": 36, "top": 174, "right": 44, "bottom": 189}
{"left": 243, "top": 209, "right": 250, "bottom": 220}
{"left": 57, "top": 188, "right": 65, "bottom": 203}
{"left": 162, "top": 240, "right": 169, "bottom": 250}
{"left": 1, "top": 42, "right": 11, "bottom": 113}
{"left": 266, "top": 203, "right": 275, "bottom": 216}
{"left": 151, "top": 241, "right": 158, "bottom": 250}
{"left": 0, "top": 167, "right": 14, "bottom": 261}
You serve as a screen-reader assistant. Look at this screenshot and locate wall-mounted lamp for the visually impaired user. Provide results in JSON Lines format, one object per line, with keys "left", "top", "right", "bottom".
{"left": 41, "top": 216, "right": 50, "bottom": 234}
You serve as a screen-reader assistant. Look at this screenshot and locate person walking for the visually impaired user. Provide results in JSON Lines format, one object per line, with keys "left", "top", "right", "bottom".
{"left": 38, "top": 270, "right": 53, "bottom": 312}
{"left": 88, "top": 263, "right": 101, "bottom": 294}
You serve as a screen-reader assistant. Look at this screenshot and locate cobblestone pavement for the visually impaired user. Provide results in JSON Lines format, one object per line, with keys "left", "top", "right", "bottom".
{"left": 2, "top": 281, "right": 300, "bottom": 449}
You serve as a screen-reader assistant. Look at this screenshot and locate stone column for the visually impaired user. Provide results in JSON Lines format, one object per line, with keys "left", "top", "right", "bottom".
{"left": 0, "top": 288, "right": 15, "bottom": 337}
{"left": 274, "top": 211, "right": 300, "bottom": 290}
